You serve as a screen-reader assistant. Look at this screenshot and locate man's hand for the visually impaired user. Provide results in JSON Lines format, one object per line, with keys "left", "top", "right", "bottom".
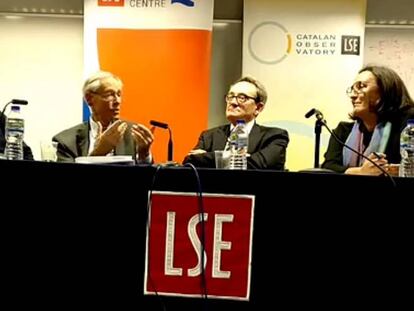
{"left": 90, "top": 120, "right": 127, "bottom": 156}
{"left": 131, "top": 124, "right": 155, "bottom": 159}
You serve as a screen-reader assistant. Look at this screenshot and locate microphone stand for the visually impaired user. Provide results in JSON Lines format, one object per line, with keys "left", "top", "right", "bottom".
{"left": 164, "top": 127, "right": 178, "bottom": 166}
{"left": 1, "top": 102, "right": 12, "bottom": 119}
{"left": 149, "top": 120, "right": 178, "bottom": 167}
{"left": 167, "top": 127, "right": 173, "bottom": 162}
{"left": 301, "top": 108, "right": 334, "bottom": 173}
{"left": 314, "top": 118, "right": 323, "bottom": 168}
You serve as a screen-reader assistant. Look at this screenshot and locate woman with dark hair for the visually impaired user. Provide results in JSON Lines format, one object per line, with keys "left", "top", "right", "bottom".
{"left": 322, "top": 65, "right": 414, "bottom": 175}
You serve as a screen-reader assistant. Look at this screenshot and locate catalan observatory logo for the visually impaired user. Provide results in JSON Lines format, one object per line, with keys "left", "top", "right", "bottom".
{"left": 98, "top": 0, "right": 125, "bottom": 6}
{"left": 248, "top": 21, "right": 292, "bottom": 65}
{"left": 171, "top": 0, "right": 195, "bottom": 7}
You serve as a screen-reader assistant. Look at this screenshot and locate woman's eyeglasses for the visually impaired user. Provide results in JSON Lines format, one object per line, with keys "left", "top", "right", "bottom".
{"left": 346, "top": 82, "right": 368, "bottom": 96}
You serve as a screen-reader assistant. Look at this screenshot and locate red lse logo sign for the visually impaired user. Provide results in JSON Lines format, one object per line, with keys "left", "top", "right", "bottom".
{"left": 98, "top": 0, "right": 125, "bottom": 6}
{"left": 144, "top": 191, "right": 255, "bottom": 300}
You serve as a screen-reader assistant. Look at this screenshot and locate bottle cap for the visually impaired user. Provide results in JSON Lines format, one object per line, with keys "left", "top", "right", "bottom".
{"left": 10, "top": 105, "right": 20, "bottom": 112}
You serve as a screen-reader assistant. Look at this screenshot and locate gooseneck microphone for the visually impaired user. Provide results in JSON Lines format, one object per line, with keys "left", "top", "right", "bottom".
{"left": 305, "top": 108, "right": 325, "bottom": 122}
{"left": 150, "top": 120, "right": 173, "bottom": 162}
{"left": 1, "top": 99, "right": 29, "bottom": 119}
{"left": 149, "top": 120, "right": 168, "bottom": 130}
{"left": 305, "top": 108, "right": 317, "bottom": 118}
{"left": 11, "top": 99, "right": 28, "bottom": 106}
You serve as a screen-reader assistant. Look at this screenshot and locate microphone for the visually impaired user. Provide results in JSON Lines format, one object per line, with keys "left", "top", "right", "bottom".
{"left": 11, "top": 99, "right": 28, "bottom": 105}
{"left": 305, "top": 109, "right": 395, "bottom": 186}
{"left": 150, "top": 120, "right": 168, "bottom": 129}
{"left": 150, "top": 120, "right": 174, "bottom": 163}
{"left": 305, "top": 108, "right": 316, "bottom": 118}
{"left": 305, "top": 108, "right": 325, "bottom": 122}
{"left": 1, "top": 99, "right": 29, "bottom": 119}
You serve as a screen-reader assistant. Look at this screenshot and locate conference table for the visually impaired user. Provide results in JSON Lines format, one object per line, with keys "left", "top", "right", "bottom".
{"left": 0, "top": 159, "right": 412, "bottom": 309}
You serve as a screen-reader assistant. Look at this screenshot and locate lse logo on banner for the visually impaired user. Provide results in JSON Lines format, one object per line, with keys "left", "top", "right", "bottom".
{"left": 144, "top": 191, "right": 255, "bottom": 300}
{"left": 98, "top": 0, "right": 125, "bottom": 6}
{"left": 341, "top": 35, "right": 360, "bottom": 55}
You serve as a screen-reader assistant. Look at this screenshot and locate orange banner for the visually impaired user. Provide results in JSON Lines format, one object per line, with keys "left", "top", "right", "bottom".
{"left": 98, "top": 29, "right": 211, "bottom": 163}
{"left": 84, "top": 0, "right": 214, "bottom": 163}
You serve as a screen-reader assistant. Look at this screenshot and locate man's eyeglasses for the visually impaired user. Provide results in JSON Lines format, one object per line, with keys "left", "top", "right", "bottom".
{"left": 225, "top": 93, "right": 256, "bottom": 104}
{"left": 92, "top": 91, "right": 121, "bottom": 101}
{"left": 346, "top": 82, "right": 367, "bottom": 96}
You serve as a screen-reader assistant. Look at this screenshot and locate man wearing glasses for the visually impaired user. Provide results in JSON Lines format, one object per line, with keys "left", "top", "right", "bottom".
{"left": 53, "top": 71, "right": 154, "bottom": 163}
{"left": 183, "top": 76, "right": 289, "bottom": 170}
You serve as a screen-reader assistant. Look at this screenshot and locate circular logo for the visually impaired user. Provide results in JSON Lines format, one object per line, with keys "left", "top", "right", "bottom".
{"left": 248, "top": 21, "right": 291, "bottom": 65}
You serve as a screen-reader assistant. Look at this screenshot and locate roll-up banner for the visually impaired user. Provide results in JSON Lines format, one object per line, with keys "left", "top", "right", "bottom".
{"left": 84, "top": 0, "right": 214, "bottom": 163}
{"left": 244, "top": 0, "right": 366, "bottom": 170}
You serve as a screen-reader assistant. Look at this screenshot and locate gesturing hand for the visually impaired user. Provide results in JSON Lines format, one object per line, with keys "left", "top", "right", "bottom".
{"left": 90, "top": 120, "right": 128, "bottom": 156}
{"left": 131, "top": 123, "right": 155, "bottom": 159}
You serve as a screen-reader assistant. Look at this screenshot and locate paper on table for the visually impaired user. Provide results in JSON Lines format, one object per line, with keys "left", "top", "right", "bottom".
{"left": 75, "top": 155, "right": 134, "bottom": 165}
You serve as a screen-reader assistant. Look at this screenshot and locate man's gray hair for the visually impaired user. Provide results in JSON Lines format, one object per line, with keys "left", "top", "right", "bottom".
{"left": 82, "top": 71, "right": 123, "bottom": 96}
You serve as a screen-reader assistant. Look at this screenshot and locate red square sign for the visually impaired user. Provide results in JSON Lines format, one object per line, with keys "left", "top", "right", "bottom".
{"left": 144, "top": 191, "right": 255, "bottom": 300}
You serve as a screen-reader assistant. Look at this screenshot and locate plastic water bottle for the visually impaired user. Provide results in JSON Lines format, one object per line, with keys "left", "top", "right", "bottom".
{"left": 5, "top": 105, "right": 24, "bottom": 160}
{"left": 229, "top": 119, "right": 248, "bottom": 170}
{"left": 399, "top": 119, "right": 414, "bottom": 177}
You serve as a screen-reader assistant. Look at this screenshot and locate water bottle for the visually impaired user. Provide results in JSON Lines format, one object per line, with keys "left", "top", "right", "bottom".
{"left": 229, "top": 119, "right": 248, "bottom": 170}
{"left": 399, "top": 119, "right": 414, "bottom": 177}
{"left": 5, "top": 105, "right": 24, "bottom": 160}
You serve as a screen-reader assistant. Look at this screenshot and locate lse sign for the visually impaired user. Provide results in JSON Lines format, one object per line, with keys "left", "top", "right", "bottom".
{"left": 144, "top": 191, "right": 255, "bottom": 300}
{"left": 98, "top": 0, "right": 125, "bottom": 6}
{"left": 341, "top": 35, "right": 360, "bottom": 55}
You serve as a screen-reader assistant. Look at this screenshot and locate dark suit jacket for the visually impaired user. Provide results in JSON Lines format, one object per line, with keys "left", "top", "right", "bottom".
{"left": 183, "top": 123, "right": 289, "bottom": 170}
{"left": 0, "top": 113, "right": 34, "bottom": 160}
{"left": 322, "top": 107, "right": 414, "bottom": 173}
{"left": 52, "top": 121, "right": 137, "bottom": 163}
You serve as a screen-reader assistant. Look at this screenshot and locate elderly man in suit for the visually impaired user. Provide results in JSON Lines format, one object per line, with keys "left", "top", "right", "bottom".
{"left": 183, "top": 76, "right": 289, "bottom": 170}
{"left": 53, "top": 71, "right": 154, "bottom": 163}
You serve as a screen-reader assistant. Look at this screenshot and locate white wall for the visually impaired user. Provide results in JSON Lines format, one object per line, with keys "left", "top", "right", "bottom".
{"left": 0, "top": 16, "right": 83, "bottom": 160}
{"left": 364, "top": 26, "right": 414, "bottom": 96}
